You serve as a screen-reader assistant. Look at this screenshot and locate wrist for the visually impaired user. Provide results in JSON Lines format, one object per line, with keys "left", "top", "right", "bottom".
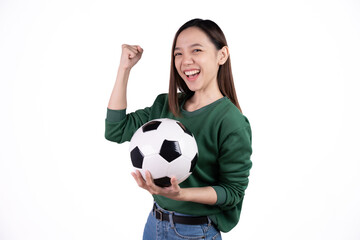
{"left": 118, "top": 64, "right": 132, "bottom": 73}
{"left": 115, "top": 67, "right": 131, "bottom": 86}
{"left": 177, "top": 187, "right": 217, "bottom": 205}
{"left": 176, "top": 188, "right": 188, "bottom": 202}
{"left": 118, "top": 65, "right": 131, "bottom": 75}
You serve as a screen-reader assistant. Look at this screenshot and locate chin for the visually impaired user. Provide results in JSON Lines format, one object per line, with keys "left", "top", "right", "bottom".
{"left": 181, "top": 80, "right": 198, "bottom": 92}
{"left": 184, "top": 83, "right": 200, "bottom": 93}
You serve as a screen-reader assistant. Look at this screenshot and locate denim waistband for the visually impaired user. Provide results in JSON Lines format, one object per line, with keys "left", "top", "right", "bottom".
{"left": 154, "top": 201, "right": 203, "bottom": 218}
{"left": 153, "top": 201, "right": 212, "bottom": 227}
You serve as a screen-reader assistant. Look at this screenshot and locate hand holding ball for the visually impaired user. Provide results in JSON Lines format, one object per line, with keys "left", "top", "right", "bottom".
{"left": 129, "top": 118, "right": 198, "bottom": 187}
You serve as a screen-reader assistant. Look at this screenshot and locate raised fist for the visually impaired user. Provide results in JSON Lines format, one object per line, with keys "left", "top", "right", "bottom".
{"left": 119, "top": 44, "right": 143, "bottom": 70}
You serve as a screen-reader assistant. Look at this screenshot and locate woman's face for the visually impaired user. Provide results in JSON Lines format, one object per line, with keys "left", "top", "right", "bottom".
{"left": 174, "top": 27, "right": 223, "bottom": 94}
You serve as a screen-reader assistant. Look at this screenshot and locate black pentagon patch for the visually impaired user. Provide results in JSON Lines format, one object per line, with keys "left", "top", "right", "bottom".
{"left": 176, "top": 122, "right": 193, "bottom": 137}
{"left": 160, "top": 140, "right": 182, "bottom": 162}
{"left": 190, "top": 154, "right": 198, "bottom": 172}
{"left": 142, "top": 120, "right": 161, "bottom": 133}
{"left": 154, "top": 177, "right": 171, "bottom": 187}
{"left": 130, "top": 147, "right": 144, "bottom": 168}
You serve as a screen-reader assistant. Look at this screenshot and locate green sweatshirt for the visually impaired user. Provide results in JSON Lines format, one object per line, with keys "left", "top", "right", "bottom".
{"left": 105, "top": 94, "right": 252, "bottom": 232}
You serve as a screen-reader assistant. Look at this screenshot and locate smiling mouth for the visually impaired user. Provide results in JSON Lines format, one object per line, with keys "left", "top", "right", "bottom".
{"left": 184, "top": 70, "right": 200, "bottom": 80}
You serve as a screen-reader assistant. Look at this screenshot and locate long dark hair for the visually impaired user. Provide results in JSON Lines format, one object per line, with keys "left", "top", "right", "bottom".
{"left": 168, "top": 18, "right": 242, "bottom": 116}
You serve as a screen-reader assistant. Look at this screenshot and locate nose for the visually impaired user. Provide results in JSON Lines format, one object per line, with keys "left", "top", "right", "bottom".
{"left": 182, "top": 53, "right": 194, "bottom": 65}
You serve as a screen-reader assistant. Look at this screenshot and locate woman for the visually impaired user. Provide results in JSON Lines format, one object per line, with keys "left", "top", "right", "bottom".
{"left": 105, "top": 18, "right": 252, "bottom": 240}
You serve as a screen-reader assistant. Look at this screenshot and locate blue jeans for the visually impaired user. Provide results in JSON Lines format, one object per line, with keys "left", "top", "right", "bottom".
{"left": 143, "top": 203, "right": 222, "bottom": 240}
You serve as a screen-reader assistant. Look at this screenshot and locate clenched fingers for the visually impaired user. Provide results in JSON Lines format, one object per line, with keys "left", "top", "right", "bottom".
{"left": 122, "top": 44, "right": 143, "bottom": 59}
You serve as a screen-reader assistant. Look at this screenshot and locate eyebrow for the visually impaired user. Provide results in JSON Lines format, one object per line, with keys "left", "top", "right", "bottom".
{"left": 174, "top": 43, "right": 204, "bottom": 51}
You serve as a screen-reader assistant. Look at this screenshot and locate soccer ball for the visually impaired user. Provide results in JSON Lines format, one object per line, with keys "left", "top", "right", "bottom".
{"left": 129, "top": 118, "right": 198, "bottom": 187}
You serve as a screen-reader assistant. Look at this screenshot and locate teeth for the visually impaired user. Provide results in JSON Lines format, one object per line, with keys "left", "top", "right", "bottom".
{"left": 184, "top": 70, "right": 200, "bottom": 76}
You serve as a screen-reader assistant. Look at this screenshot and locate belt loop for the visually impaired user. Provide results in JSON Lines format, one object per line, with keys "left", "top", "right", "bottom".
{"left": 153, "top": 203, "right": 163, "bottom": 221}
{"left": 169, "top": 212, "right": 175, "bottom": 229}
{"left": 152, "top": 202, "right": 156, "bottom": 217}
{"left": 207, "top": 217, "right": 212, "bottom": 226}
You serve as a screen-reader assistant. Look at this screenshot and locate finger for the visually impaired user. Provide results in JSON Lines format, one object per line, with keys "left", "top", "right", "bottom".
{"left": 170, "top": 177, "right": 178, "bottom": 187}
{"left": 131, "top": 171, "right": 146, "bottom": 188}
{"left": 127, "top": 45, "right": 143, "bottom": 56}
{"left": 145, "top": 171, "right": 160, "bottom": 194}
{"left": 169, "top": 177, "right": 181, "bottom": 192}
{"left": 131, "top": 171, "right": 142, "bottom": 186}
{"left": 136, "top": 45, "right": 143, "bottom": 54}
{"left": 145, "top": 170, "right": 154, "bottom": 185}
{"left": 121, "top": 45, "right": 139, "bottom": 59}
{"left": 122, "top": 44, "right": 141, "bottom": 52}
{"left": 129, "top": 45, "right": 140, "bottom": 51}
{"left": 127, "top": 49, "right": 139, "bottom": 59}
{"left": 130, "top": 45, "right": 143, "bottom": 59}
{"left": 122, "top": 44, "right": 137, "bottom": 50}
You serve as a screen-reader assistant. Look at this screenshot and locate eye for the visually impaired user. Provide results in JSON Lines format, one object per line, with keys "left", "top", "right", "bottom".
{"left": 193, "top": 49, "right": 202, "bottom": 53}
{"left": 174, "top": 52, "right": 182, "bottom": 57}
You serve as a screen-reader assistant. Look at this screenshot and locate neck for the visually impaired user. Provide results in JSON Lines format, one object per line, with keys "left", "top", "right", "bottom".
{"left": 185, "top": 89, "right": 224, "bottom": 112}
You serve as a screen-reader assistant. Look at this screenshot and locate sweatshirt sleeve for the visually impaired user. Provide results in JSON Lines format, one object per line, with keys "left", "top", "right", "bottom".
{"left": 215, "top": 122, "right": 252, "bottom": 210}
{"left": 104, "top": 94, "right": 169, "bottom": 144}
{"left": 105, "top": 106, "right": 152, "bottom": 143}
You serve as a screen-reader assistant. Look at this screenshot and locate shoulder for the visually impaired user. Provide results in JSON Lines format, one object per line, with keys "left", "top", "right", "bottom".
{"left": 220, "top": 98, "right": 250, "bottom": 131}
{"left": 215, "top": 98, "right": 251, "bottom": 145}
{"left": 153, "top": 92, "right": 188, "bottom": 106}
{"left": 151, "top": 93, "right": 169, "bottom": 107}
{"left": 154, "top": 93, "right": 168, "bottom": 102}
{"left": 216, "top": 100, "right": 252, "bottom": 151}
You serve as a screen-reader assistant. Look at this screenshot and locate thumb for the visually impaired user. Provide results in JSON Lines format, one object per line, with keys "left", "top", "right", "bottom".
{"left": 170, "top": 177, "right": 179, "bottom": 187}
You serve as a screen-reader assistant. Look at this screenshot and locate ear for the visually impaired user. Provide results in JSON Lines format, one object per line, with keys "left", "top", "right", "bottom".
{"left": 218, "top": 46, "right": 229, "bottom": 65}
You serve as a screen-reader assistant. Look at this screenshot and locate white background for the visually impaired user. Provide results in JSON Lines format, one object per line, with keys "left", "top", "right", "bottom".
{"left": 1, "top": 0, "right": 359, "bottom": 239}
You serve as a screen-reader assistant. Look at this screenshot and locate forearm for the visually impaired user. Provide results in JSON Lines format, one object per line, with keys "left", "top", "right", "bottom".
{"left": 107, "top": 67, "right": 130, "bottom": 110}
{"left": 108, "top": 44, "right": 143, "bottom": 110}
{"left": 178, "top": 186, "right": 217, "bottom": 205}
{"left": 133, "top": 171, "right": 218, "bottom": 206}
